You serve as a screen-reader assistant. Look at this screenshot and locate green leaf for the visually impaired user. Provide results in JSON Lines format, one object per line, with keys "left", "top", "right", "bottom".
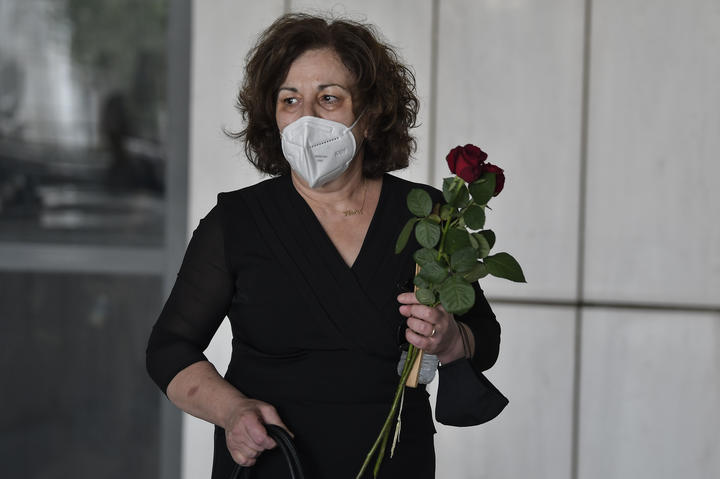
{"left": 413, "top": 248, "right": 439, "bottom": 267}
{"left": 472, "top": 233, "right": 491, "bottom": 258}
{"left": 439, "top": 277, "right": 476, "bottom": 314}
{"left": 485, "top": 252, "right": 527, "bottom": 282}
{"left": 468, "top": 173, "right": 497, "bottom": 205}
{"left": 442, "top": 177, "right": 462, "bottom": 204}
{"left": 413, "top": 275, "right": 430, "bottom": 289}
{"left": 478, "top": 229, "right": 496, "bottom": 250}
{"left": 463, "top": 261, "right": 489, "bottom": 282}
{"left": 450, "top": 247, "right": 478, "bottom": 273}
{"left": 395, "top": 218, "right": 417, "bottom": 254}
{"left": 407, "top": 188, "right": 433, "bottom": 217}
{"left": 444, "top": 227, "right": 472, "bottom": 255}
{"left": 469, "top": 234, "right": 478, "bottom": 249}
{"left": 452, "top": 185, "right": 470, "bottom": 208}
{"left": 418, "top": 259, "right": 448, "bottom": 283}
{"left": 415, "top": 219, "right": 441, "bottom": 248}
{"left": 463, "top": 204, "right": 486, "bottom": 230}
{"left": 415, "top": 288, "right": 436, "bottom": 306}
{"left": 427, "top": 213, "right": 442, "bottom": 224}
{"left": 439, "top": 204, "right": 454, "bottom": 220}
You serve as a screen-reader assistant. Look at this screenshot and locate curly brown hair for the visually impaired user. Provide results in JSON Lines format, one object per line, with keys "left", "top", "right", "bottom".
{"left": 231, "top": 13, "right": 420, "bottom": 177}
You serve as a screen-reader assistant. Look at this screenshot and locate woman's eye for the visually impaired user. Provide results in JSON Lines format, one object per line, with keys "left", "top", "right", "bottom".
{"left": 321, "top": 95, "right": 338, "bottom": 104}
{"left": 282, "top": 97, "right": 298, "bottom": 105}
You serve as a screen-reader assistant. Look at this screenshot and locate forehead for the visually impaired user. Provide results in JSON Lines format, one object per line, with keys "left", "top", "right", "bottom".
{"left": 282, "top": 48, "right": 355, "bottom": 87}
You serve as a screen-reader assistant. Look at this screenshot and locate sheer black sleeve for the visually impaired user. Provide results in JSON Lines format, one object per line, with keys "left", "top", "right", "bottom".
{"left": 457, "top": 283, "right": 501, "bottom": 372}
{"left": 146, "top": 206, "right": 234, "bottom": 394}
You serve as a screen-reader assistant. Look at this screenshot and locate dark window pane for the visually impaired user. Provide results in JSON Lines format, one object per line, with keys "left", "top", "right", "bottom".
{"left": 0, "top": 0, "right": 167, "bottom": 246}
{"left": 0, "top": 271, "right": 162, "bottom": 478}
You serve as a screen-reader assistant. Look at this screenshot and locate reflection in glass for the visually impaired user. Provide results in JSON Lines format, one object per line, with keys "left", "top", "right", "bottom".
{"left": 0, "top": 0, "right": 168, "bottom": 246}
{"left": 0, "top": 271, "right": 162, "bottom": 478}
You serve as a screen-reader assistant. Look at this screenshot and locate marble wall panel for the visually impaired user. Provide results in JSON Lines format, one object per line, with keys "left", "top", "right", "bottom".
{"left": 436, "top": 0, "right": 585, "bottom": 301}
{"left": 431, "top": 305, "right": 575, "bottom": 479}
{"left": 189, "top": 0, "right": 284, "bottom": 227}
{"left": 579, "top": 309, "right": 720, "bottom": 478}
{"left": 584, "top": 0, "right": 720, "bottom": 305}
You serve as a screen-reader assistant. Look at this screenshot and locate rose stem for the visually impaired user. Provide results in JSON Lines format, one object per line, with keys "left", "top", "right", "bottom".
{"left": 355, "top": 346, "right": 419, "bottom": 479}
{"left": 406, "top": 263, "right": 424, "bottom": 388}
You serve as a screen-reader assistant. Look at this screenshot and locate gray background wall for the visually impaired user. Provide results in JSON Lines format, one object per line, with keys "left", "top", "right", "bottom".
{"left": 185, "top": 1, "right": 720, "bottom": 478}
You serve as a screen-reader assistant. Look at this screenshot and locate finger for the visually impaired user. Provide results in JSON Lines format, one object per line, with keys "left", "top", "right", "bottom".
{"left": 244, "top": 415, "right": 275, "bottom": 450}
{"left": 259, "top": 405, "right": 294, "bottom": 439}
{"left": 397, "top": 292, "right": 421, "bottom": 305}
{"left": 399, "top": 303, "right": 438, "bottom": 321}
{"left": 227, "top": 432, "right": 262, "bottom": 467}
{"left": 405, "top": 328, "right": 433, "bottom": 351}
{"left": 231, "top": 454, "right": 256, "bottom": 468}
{"left": 229, "top": 445, "right": 259, "bottom": 467}
{"left": 406, "top": 316, "right": 436, "bottom": 337}
{"left": 226, "top": 428, "right": 263, "bottom": 454}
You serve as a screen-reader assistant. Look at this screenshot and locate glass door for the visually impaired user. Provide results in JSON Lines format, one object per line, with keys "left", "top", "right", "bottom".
{"left": 0, "top": 0, "right": 189, "bottom": 477}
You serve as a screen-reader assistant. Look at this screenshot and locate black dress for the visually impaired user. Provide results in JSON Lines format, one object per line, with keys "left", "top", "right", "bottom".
{"left": 146, "top": 174, "right": 500, "bottom": 479}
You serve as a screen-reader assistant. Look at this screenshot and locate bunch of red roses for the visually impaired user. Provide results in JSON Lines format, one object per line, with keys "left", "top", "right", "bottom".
{"left": 358, "top": 144, "right": 524, "bottom": 479}
{"left": 395, "top": 143, "right": 524, "bottom": 315}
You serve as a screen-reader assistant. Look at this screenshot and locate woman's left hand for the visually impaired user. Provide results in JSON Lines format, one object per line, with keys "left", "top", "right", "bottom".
{"left": 397, "top": 292, "right": 464, "bottom": 364}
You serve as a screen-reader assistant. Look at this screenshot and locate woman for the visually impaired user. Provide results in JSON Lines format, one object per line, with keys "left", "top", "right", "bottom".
{"left": 146, "top": 13, "right": 501, "bottom": 478}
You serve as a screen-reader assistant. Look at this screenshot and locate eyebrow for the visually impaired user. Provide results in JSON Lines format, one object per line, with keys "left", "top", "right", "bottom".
{"left": 278, "top": 83, "right": 350, "bottom": 93}
{"left": 318, "top": 83, "right": 349, "bottom": 91}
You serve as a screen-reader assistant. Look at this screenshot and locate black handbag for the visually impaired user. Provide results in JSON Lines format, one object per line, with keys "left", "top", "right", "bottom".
{"left": 435, "top": 358, "right": 509, "bottom": 427}
{"left": 229, "top": 424, "right": 305, "bottom": 479}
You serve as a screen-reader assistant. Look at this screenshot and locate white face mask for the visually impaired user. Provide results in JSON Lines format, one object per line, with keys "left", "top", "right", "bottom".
{"left": 280, "top": 114, "right": 363, "bottom": 188}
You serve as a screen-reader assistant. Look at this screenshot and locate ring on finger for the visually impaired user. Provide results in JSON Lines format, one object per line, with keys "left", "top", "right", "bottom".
{"left": 430, "top": 326, "right": 436, "bottom": 337}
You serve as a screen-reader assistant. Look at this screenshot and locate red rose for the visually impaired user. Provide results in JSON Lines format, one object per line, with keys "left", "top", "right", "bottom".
{"left": 482, "top": 162, "right": 505, "bottom": 196}
{"left": 446, "top": 144, "right": 488, "bottom": 183}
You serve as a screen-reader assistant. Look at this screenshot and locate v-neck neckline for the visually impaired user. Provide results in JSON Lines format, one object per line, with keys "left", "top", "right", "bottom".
{"left": 287, "top": 174, "right": 387, "bottom": 272}
{"left": 243, "top": 175, "right": 401, "bottom": 357}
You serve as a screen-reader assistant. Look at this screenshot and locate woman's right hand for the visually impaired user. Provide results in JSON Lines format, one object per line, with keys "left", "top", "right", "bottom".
{"left": 224, "top": 398, "right": 290, "bottom": 467}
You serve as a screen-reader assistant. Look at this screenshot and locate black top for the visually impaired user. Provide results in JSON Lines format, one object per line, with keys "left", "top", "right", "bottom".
{"left": 146, "top": 173, "right": 500, "bottom": 478}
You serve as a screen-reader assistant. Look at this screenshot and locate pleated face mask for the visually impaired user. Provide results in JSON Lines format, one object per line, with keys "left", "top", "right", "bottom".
{"left": 280, "top": 113, "right": 363, "bottom": 188}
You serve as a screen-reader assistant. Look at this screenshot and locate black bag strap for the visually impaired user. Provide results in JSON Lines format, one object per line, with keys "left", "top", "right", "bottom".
{"left": 229, "top": 424, "right": 305, "bottom": 479}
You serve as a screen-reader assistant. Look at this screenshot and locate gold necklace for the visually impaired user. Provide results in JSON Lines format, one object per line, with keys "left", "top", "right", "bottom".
{"left": 343, "top": 180, "right": 368, "bottom": 217}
